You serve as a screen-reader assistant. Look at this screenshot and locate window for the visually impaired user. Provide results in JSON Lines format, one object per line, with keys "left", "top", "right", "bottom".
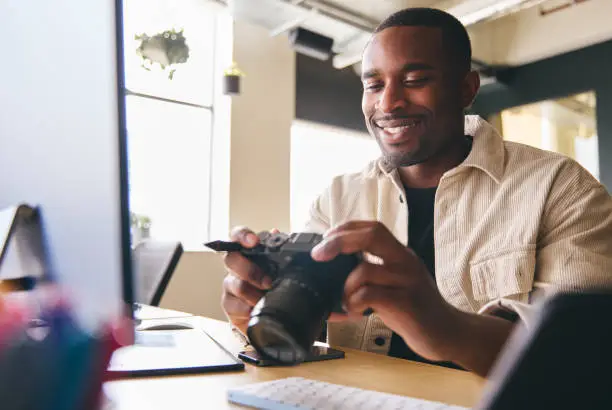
{"left": 123, "top": 0, "right": 221, "bottom": 249}
{"left": 498, "top": 91, "right": 599, "bottom": 180}
{"left": 290, "top": 120, "right": 380, "bottom": 231}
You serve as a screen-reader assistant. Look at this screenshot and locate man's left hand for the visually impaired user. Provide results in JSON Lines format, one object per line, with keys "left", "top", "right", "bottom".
{"left": 311, "top": 220, "right": 461, "bottom": 363}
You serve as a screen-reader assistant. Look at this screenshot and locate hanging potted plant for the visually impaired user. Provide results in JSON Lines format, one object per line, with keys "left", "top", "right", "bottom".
{"left": 135, "top": 28, "right": 190, "bottom": 79}
{"left": 130, "top": 212, "right": 152, "bottom": 245}
{"left": 223, "top": 62, "right": 246, "bottom": 95}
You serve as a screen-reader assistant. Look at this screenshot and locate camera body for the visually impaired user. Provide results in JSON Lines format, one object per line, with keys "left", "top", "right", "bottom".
{"left": 206, "top": 231, "right": 360, "bottom": 364}
{"left": 229, "top": 232, "right": 356, "bottom": 311}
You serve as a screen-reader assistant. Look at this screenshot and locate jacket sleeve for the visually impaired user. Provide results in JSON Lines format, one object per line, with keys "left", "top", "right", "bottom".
{"left": 303, "top": 186, "right": 332, "bottom": 234}
{"left": 479, "top": 160, "right": 612, "bottom": 327}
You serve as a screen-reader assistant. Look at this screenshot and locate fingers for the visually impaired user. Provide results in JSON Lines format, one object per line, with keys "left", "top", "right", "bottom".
{"left": 229, "top": 226, "right": 259, "bottom": 248}
{"left": 222, "top": 226, "right": 284, "bottom": 331}
{"left": 343, "top": 262, "right": 409, "bottom": 300}
{"left": 343, "top": 285, "right": 398, "bottom": 316}
{"left": 312, "top": 221, "right": 407, "bottom": 264}
{"left": 224, "top": 274, "right": 266, "bottom": 307}
{"left": 221, "top": 292, "right": 252, "bottom": 322}
{"left": 224, "top": 252, "right": 272, "bottom": 290}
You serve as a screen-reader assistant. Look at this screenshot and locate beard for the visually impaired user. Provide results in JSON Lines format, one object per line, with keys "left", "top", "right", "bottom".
{"left": 366, "top": 110, "right": 438, "bottom": 169}
{"left": 374, "top": 134, "right": 436, "bottom": 169}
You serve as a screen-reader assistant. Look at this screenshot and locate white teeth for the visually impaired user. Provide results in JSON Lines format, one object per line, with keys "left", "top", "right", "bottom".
{"left": 383, "top": 121, "right": 419, "bottom": 134}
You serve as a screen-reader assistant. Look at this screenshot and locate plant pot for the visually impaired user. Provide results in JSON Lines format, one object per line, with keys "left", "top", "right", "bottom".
{"left": 140, "top": 226, "right": 151, "bottom": 240}
{"left": 223, "top": 74, "right": 241, "bottom": 95}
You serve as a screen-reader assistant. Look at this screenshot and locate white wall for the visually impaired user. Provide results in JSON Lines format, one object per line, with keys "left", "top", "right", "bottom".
{"left": 159, "top": 17, "right": 296, "bottom": 319}
{"left": 228, "top": 22, "right": 294, "bottom": 234}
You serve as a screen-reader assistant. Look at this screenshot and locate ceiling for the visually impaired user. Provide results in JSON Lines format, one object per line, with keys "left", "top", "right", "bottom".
{"left": 228, "top": 0, "right": 504, "bottom": 69}
{"left": 321, "top": 0, "right": 444, "bottom": 22}
{"left": 228, "top": 0, "right": 599, "bottom": 75}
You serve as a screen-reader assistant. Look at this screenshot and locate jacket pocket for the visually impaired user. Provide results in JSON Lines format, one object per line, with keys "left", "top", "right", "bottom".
{"left": 469, "top": 245, "right": 536, "bottom": 305}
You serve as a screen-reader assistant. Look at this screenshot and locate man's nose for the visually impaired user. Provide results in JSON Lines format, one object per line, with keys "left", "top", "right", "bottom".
{"left": 377, "top": 84, "right": 407, "bottom": 113}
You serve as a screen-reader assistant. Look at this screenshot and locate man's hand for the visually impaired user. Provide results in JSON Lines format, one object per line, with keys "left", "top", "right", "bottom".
{"left": 221, "top": 226, "right": 275, "bottom": 336}
{"left": 311, "top": 221, "right": 515, "bottom": 376}
{"left": 311, "top": 221, "right": 458, "bottom": 362}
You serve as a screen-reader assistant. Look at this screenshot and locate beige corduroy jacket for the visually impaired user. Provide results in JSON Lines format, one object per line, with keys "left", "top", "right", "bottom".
{"left": 304, "top": 115, "right": 612, "bottom": 356}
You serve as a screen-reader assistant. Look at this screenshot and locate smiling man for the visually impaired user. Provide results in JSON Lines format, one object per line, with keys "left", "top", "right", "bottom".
{"left": 361, "top": 10, "right": 476, "bottom": 187}
{"left": 220, "top": 8, "right": 612, "bottom": 377}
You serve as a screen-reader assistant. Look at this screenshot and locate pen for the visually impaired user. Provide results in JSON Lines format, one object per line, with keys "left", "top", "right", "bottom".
{"left": 0, "top": 276, "right": 37, "bottom": 293}
{"left": 0, "top": 295, "right": 29, "bottom": 348}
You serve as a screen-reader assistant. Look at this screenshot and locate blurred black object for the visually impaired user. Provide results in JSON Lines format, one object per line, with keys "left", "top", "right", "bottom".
{"left": 288, "top": 27, "right": 333, "bottom": 61}
{"left": 131, "top": 239, "right": 183, "bottom": 306}
{"left": 205, "top": 231, "right": 359, "bottom": 365}
{"left": 476, "top": 291, "right": 612, "bottom": 410}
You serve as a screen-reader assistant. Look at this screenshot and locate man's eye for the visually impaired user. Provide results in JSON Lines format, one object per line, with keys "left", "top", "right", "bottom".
{"left": 404, "top": 78, "right": 430, "bottom": 86}
{"left": 363, "top": 82, "right": 383, "bottom": 91}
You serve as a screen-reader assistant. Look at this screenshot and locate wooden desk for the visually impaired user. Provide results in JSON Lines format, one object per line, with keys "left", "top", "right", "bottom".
{"left": 133, "top": 304, "right": 194, "bottom": 321}
{"left": 104, "top": 313, "right": 486, "bottom": 409}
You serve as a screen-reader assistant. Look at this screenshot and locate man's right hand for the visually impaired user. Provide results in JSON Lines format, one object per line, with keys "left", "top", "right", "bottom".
{"left": 221, "top": 226, "right": 274, "bottom": 336}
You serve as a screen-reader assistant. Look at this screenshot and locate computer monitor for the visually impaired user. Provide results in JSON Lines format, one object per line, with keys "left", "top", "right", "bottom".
{"left": 1, "top": 1, "right": 244, "bottom": 377}
{"left": 0, "top": 0, "right": 133, "bottom": 330}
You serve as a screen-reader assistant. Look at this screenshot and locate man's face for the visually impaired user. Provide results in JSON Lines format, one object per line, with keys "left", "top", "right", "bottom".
{"left": 361, "top": 26, "right": 470, "bottom": 168}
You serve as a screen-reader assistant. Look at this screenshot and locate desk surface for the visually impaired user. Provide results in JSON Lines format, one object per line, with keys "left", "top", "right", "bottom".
{"left": 104, "top": 311, "right": 486, "bottom": 409}
{"left": 133, "top": 304, "right": 194, "bottom": 321}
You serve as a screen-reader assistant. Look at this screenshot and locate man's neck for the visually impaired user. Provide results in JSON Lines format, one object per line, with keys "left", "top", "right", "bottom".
{"left": 398, "top": 135, "right": 471, "bottom": 189}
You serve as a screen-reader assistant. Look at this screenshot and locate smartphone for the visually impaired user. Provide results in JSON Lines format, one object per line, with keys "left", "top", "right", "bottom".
{"left": 238, "top": 346, "right": 345, "bottom": 367}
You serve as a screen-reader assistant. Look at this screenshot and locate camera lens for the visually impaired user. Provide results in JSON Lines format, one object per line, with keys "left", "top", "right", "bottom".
{"left": 247, "top": 316, "right": 308, "bottom": 364}
{"left": 247, "top": 275, "right": 326, "bottom": 365}
{"left": 246, "top": 244, "right": 360, "bottom": 365}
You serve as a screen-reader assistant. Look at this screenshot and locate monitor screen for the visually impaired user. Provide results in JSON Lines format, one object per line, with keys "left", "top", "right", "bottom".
{"left": 0, "top": 0, "right": 133, "bottom": 331}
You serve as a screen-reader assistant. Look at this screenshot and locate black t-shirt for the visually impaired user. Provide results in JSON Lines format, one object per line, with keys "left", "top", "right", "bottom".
{"left": 387, "top": 185, "right": 463, "bottom": 370}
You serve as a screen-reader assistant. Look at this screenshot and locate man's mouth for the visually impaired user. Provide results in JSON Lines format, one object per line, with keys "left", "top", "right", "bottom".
{"left": 374, "top": 117, "right": 425, "bottom": 141}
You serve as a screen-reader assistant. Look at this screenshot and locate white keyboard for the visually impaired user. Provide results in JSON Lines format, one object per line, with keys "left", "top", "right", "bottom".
{"left": 227, "top": 377, "right": 469, "bottom": 410}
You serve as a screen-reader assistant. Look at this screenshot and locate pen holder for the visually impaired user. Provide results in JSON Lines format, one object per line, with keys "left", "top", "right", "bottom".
{"left": 0, "top": 204, "right": 131, "bottom": 410}
{"left": 0, "top": 288, "right": 127, "bottom": 410}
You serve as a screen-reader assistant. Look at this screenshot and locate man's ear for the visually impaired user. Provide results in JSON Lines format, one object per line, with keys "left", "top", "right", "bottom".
{"left": 462, "top": 70, "right": 480, "bottom": 110}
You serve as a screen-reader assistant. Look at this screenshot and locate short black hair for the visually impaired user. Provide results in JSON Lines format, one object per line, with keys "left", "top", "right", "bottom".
{"left": 374, "top": 8, "right": 472, "bottom": 74}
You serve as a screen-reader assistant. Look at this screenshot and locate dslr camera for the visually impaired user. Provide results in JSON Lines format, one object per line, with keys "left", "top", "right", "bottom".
{"left": 206, "top": 231, "right": 360, "bottom": 365}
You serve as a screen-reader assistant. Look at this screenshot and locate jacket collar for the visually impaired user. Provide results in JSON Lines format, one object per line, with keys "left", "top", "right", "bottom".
{"left": 373, "top": 115, "right": 505, "bottom": 184}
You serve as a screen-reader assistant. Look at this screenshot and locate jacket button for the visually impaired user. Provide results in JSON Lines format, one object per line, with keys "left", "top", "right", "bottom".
{"left": 374, "top": 337, "right": 386, "bottom": 346}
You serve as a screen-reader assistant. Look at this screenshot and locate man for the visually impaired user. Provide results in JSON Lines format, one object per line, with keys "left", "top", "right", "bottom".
{"left": 221, "top": 8, "right": 612, "bottom": 377}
